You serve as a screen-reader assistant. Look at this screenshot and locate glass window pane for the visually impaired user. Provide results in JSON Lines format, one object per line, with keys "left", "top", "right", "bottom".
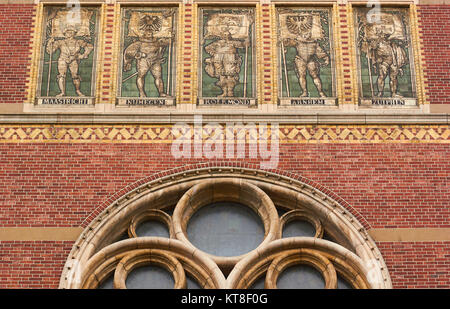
{"left": 276, "top": 265, "right": 325, "bottom": 289}
{"left": 97, "top": 273, "right": 114, "bottom": 289}
{"left": 276, "top": 207, "right": 288, "bottom": 218}
{"left": 282, "top": 220, "right": 316, "bottom": 238}
{"left": 187, "top": 202, "right": 264, "bottom": 257}
{"left": 126, "top": 265, "right": 174, "bottom": 289}
{"left": 163, "top": 207, "right": 175, "bottom": 217}
{"left": 136, "top": 220, "right": 170, "bottom": 238}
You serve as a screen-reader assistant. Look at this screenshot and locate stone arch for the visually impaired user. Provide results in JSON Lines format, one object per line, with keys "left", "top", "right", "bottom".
{"left": 59, "top": 164, "right": 391, "bottom": 289}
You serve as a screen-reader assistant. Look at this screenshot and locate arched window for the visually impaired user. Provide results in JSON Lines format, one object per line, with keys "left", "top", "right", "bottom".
{"left": 60, "top": 167, "right": 391, "bottom": 289}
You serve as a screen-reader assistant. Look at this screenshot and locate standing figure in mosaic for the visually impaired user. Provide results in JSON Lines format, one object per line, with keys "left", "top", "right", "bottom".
{"left": 204, "top": 16, "right": 250, "bottom": 97}
{"left": 46, "top": 25, "right": 94, "bottom": 97}
{"left": 282, "top": 15, "right": 329, "bottom": 98}
{"left": 358, "top": 13, "right": 409, "bottom": 98}
{"left": 123, "top": 15, "right": 172, "bottom": 97}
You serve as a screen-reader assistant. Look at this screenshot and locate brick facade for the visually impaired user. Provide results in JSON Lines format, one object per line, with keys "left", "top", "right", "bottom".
{"left": 417, "top": 5, "right": 450, "bottom": 105}
{"left": 0, "top": 241, "right": 72, "bottom": 289}
{"left": 1, "top": 141, "right": 449, "bottom": 288}
{"left": 0, "top": 143, "right": 448, "bottom": 229}
{"left": 0, "top": 2, "right": 448, "bottom": 289}
{"left": 0, "top": 4, "right": 35, "bottom": 104}
{"left": 378, "top": 241, "right": 450, "bottom": 288}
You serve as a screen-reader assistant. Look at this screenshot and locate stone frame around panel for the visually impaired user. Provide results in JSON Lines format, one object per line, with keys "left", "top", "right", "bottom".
{"left": 353, "top": 6, "right": 418, "bottom": 108}
{"left": 276, "top": 6, "right": 337, "bottom": 107}
{"left": 36, "top": 5, "right": 101, "bottom": 107}
{"left": 197, "top": 6, "right": 258, "bottom": 108}
{"left": 116, "top": 6, "right": 178, "bottom": 108}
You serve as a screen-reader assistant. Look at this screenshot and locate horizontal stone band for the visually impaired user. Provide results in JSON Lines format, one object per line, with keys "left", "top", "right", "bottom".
{"left": 368, "top": 228, "right": 450, "bottom": 242}
{"left": 0, "top": 227, "right": 83, "bottom": 241}
{"left": 1, "top": 227, "right": 450, "bottom": 242}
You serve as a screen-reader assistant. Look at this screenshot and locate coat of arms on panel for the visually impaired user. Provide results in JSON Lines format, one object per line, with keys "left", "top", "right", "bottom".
{"left": 117, "top": 7, "right": 177, "bottom": 107}
{"left": 37, "top": 6, "right": 99, "bottom": 105}
{"left": 198, "top": 8, "right": 256, "bottom": 106}
{"left": 277, "top": 7, "right": 336, "bottom": 106}
{"left": 355, "top": 7, "right": 417, "bottom": 107}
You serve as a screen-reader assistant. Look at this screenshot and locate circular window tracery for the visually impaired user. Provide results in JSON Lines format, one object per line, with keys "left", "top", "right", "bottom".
{"left": 128, "top": 210, "right": 173, "bottom": 239}
{"left": 279, "top": 209, "right": 323, "bottom": 238}
{"left": 60, "top": 168, "right": 391, "bottom": 289}
{"left": 172, "top": 179, "right": 279, "bottom": 270}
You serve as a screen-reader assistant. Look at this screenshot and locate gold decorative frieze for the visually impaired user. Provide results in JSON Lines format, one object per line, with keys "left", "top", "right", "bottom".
{"left": 0, "top": 125, "right": 448, "bottom": 144}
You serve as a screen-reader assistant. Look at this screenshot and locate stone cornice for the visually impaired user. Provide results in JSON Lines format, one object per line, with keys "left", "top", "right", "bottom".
{"left": 0, "top": 112, "right": 447, "bottom": 124}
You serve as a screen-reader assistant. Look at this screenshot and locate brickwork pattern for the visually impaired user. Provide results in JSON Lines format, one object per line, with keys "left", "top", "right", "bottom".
{"left": 340, "top": 4, "right": 356, "bottom": 105}
{"left": 98, "top": 4, "right": 116, "bottom": 105}
{"left": 259, "top": 3, "right": 272, "bottom": 104}
{"left": 180, "top": 2, "right": 194, "bottom": 104}
{"left": 378, "top": 241, "right": 450, "bottom": 288}
{"left": 0, "top": 143, "right": 448, "bottom": 229}
{"left": 0, "top": 4, "right": 35, "bottom": 104}
{"left": 0, "top": 143, "right": 448, "bottom": 288}
{"left": 0, "top": 124, "right": 448, "bottom": 143}
{"left": 417, "top": 5, "right": 450, "bottom": 105}
{"left": 0, "top": 241, "right": 72, "bottom": 289}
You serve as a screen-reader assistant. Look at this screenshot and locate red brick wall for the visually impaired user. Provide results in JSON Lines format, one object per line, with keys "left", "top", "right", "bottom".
{"left": 0, "top": 142, "right": 449, "bottom": 288}
{"left": 378, "top": 241, "right": 450, "bottom": 288}
{"left": 0, "top": 5, "right": 35, "bottom": 104}
{"left": 1, "top": 143, "right": 448, "bottom": 229}
{"left": 417, "top": 5, "right": 450, "bottom": 105}
{"left": 0, "top": 241, "right": 72, "bottom": 289}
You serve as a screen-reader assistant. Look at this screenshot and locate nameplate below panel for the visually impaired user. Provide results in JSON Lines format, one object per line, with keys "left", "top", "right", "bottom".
{"left": 198, "top": 98, "right": 257, "bottom": 107}
{"left": 279, "top": 98, "right": 337, "bottom": 106}
{"left": 360, "top": 98, "right": 417, "bottom": 107}
{"left": 37, "top": 97, "right": 95, "bottom": 106}
{"left": 116, "top": 97, "right": 176, "bottom": 107}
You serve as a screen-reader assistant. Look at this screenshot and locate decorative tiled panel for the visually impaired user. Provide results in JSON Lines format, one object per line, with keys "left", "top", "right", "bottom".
{"left": 116, "top": 7, "right": 178, "bottom": 107}
{"left": 353, "top": 7, "right": 418, "bottom": 107}
{"left": 276, "top": 7, "right": 337, "bottom": 106}
{"left": 36, "top": 6, "right": 101, "bottom": 106}
{"left": 197, "top": 6, "right": 257, "bottom": 106}
{"left": 20, "top": 2, "right": 431, "bottom": 110}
